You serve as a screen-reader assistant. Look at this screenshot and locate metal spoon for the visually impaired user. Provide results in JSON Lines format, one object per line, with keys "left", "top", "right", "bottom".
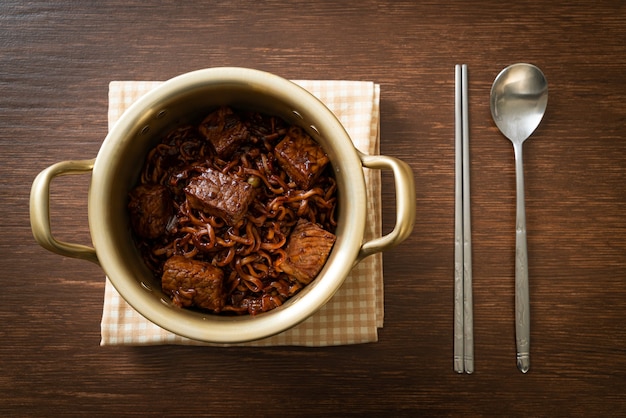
{"left": 490, "top": 63, "right": 548, "bottom": 373}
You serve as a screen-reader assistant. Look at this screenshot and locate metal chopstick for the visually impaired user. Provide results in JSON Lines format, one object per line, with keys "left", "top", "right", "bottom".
{"left": 454, "top": 65, "right": 464, "bottom": 373}
{"left": 461, "top": 64, "right": 474, "bottom": 374}
{"left": 454, "top": 64, "right": 474, "bottom": 374}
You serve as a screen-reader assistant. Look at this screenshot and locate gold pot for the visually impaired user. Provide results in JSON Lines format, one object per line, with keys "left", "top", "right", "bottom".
{"left": 30, "top": 68, "right": 415, "bottom": 343}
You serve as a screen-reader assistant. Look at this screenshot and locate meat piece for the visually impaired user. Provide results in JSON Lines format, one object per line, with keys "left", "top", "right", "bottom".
{"left": 198, "top": 106, "right": 249, "bottom": 159}
{"left": 161, "top": 255, "right": 225, "bottom": 312}
{"left": 274, "top": 126, "right": 330, "bottom": 189}
{"left": 128, "top": 184, "right": 173, "bottom": 239}
{"left": 184, "top": 168, "right": 255, "bottom": 225}
{"left": 281, "top": 219, "right": 336, "bottom": 284}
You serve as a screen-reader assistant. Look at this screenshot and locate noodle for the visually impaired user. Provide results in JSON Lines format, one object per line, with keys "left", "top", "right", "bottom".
{"left": 129, "top": 107, "right": 337, "bottom": 315}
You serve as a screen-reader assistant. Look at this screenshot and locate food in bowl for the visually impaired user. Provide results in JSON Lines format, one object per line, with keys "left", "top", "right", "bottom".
{"left": 30, "top": 67, "right": 416, "bottom": 343}
{"left": 128, "top": 106, "right": 338, "bottom": 315}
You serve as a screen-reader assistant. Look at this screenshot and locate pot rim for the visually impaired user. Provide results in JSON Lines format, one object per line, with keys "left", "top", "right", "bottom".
{"left": 89, "top": 67, "right": 368, "bottom": 343}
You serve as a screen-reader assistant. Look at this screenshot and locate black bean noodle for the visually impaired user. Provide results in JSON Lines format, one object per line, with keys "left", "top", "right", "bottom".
{"left": 130, "top": 108, "right": 338, "bottom": 315}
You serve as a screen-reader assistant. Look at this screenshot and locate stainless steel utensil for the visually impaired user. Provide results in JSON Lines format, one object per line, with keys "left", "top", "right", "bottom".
{"left": 490, "top": 63, "right": 548, "bottom": 373}
{"left": 454, "top": 64, "right": 473, "bottom": 374}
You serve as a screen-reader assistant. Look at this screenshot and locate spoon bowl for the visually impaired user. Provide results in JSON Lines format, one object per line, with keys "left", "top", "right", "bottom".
{"left": 490, "top": 63, "right": 548, "bottom": 374}
{"left": 490, "top": 63, "right": 548, "bottom": 144}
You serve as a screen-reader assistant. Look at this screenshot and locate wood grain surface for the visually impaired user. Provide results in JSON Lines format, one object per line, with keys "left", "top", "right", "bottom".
{"left": 2, "top": 1, "right": 625, "bottom": 416}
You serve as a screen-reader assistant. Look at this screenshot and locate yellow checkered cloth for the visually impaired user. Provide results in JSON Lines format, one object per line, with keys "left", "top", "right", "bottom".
{"left": 101, "top": 79, "right": 382, "bottom": 346}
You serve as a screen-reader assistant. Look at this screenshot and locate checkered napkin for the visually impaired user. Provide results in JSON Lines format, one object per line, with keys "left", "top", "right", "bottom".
{"left": 101, "top": 79, "right": 382, "bottom": 346}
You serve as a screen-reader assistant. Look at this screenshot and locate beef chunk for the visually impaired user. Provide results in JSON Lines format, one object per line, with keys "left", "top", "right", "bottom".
{"left": 274, "top": 126, "right": 330, "bottom": 189}
{"left": 184, "top": 168, "right": 255, "bottom": 225}
{"left": 281, "top": 219, "right": 336, "bottom": 285}
{"left": 161, "top": 255, "right": 225, "bottom": 312}
{"left": 198, "top": 106, "right": 249, "bottom": 159}
{"left": 128, "top": 184, "right": 173, "bottom": 239}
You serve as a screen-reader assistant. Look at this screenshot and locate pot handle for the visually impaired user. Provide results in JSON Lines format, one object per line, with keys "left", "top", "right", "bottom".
{"left": 357, "top": 152, "right": 416, "bottom": 262}
{"left": 30, "top": 159, "right": 100, "bottom": 265}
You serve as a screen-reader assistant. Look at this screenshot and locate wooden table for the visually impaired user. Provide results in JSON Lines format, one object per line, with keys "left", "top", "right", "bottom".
{"left": 3, "top": 1, "right": 625, "bottom": 415}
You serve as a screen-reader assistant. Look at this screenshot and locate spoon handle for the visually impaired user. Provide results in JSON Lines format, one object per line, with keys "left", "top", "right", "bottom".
{"left": 513, "top": 142, "right": 530, "bottom": 373}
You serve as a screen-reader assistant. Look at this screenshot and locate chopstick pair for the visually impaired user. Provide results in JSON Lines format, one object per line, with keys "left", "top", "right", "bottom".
{"left": 454, "top": 64, "right": 474, "bottom": 374}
